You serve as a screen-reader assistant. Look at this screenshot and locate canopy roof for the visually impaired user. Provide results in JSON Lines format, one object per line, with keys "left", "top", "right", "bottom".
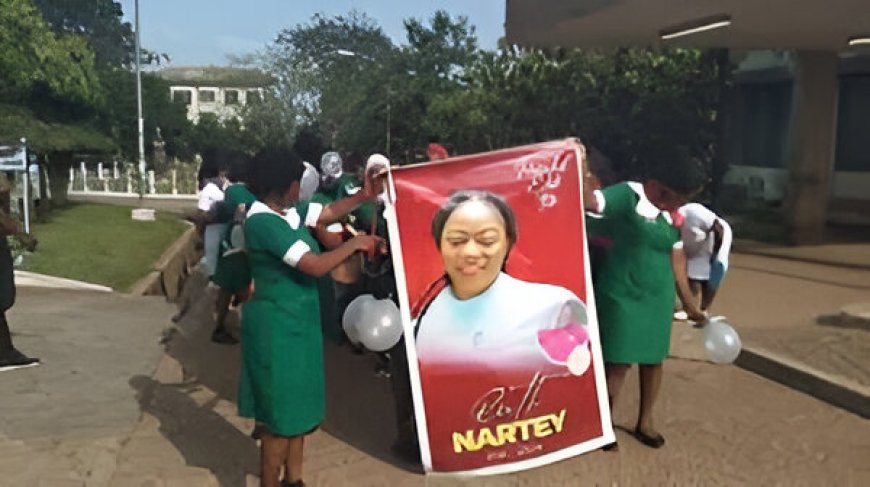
{"left": 506, "top": 0, "right": 870, "bottom": 50}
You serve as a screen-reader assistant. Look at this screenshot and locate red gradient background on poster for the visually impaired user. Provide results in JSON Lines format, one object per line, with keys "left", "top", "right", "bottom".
{"left": 390, "top": 140, "right": 606, "bottom": 472}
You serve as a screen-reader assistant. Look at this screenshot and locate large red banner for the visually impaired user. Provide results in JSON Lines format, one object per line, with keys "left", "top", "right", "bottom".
{"left": 385, "top": 139, "right": 614, "bottom": 474}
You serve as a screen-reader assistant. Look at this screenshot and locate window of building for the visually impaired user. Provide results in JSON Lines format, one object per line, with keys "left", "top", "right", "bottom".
{"left": 225, "top": 89, "right": 240, "bottom": 105}
{"left": 172, "top": 89, "right": 192, "bottom": 105}
{"left": 836, "top": 75, "right": 870, "bottom": 172}
{"left": 738, "top": 81, "right": 793, "bottom": 168}
{"left": 246, "top": 90, "right": 262, "bottom": 104}
{"left": 198, "top": 89, "right": 216, "bottom": 103}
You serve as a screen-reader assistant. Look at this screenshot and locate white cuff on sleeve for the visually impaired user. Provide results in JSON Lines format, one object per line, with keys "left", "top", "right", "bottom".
{"left": 283, "top": 241, "right": 311, "bottom": 267}
{"left": 305, "top": 203, "right": 323, "bottom": 227}
{"left": 673, "top": 241, "right": 684, "bottom": 250}
{"left": 591, "top": 189, "right": 605, "bottom": 214}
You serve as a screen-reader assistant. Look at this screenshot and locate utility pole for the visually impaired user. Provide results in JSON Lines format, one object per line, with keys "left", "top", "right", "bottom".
{"left": 134, "top": 0, "right": 146, "bottom": 197}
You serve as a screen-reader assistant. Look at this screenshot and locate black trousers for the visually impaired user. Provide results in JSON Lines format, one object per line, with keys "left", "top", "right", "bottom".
{"left": 0, "top": 245, "right": 15, "bottom": 355}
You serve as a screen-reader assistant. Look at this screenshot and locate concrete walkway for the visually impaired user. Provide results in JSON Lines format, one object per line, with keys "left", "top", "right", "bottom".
{"left": 717, "top": 247, "right": 870, "bottom": 417}
{"left": 2, "top": 247, "right": 869, "bottom": 486}
{"left": 0, "top": 286, "right": 188, "bottom": 486}
{"left": 112, "top": 272, "right": 869, "bottom": 486}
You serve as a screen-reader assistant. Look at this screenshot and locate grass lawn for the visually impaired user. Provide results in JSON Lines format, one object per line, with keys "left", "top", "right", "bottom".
{"left": 22, "top": 203, "right": 189, "bottom": 292}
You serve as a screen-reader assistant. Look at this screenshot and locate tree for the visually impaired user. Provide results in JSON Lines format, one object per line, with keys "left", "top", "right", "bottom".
{"left": 267, "top": 11, "right": 395, "bottom": 152}
{"left": 0, "top": 0, "right": 103, "bottom": 111}
{"left": 96, "top": 68, "right": 190, "bottom": 161}
{"left": 423, "top": 46, "right": 723, "bottom": 178}
{"left": 176, "top": 113, "right": 251, "bottom": 158}
{"left": 32, "top": 0, "right": 166, "bottom": 67}
{"left": 386, "top": 11, "right": 479, "bottom": 157}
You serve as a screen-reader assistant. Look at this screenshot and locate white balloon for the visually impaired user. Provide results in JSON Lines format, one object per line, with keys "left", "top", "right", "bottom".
{"left": 357, "top": 299, "right": 403, "bottom": 352}
{"left": 343, "top": 294, "right": 375, "bottom": 345}
{"left": 703, "top": 318, "right": 742, "bottom": 364}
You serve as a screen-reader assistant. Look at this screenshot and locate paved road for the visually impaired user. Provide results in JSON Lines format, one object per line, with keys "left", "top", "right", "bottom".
{"left": 718, "top": 253, "right": 870, "bottom": 390}
{"left": 0, "top": 287, "right": 176, "bottom": 486}
{"left": 2, "top": 261, "right": 869, "bottom": 486}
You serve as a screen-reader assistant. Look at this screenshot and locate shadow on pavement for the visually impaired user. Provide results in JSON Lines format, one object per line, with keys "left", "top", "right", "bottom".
{"left": 155, "top": 270, "right": 423, "bottom": 477}
{"left": 130, "top": 375, "right": 259, "bottom": 486}
{"left": 321, "top": 340, "right": 424, "bottom": 474}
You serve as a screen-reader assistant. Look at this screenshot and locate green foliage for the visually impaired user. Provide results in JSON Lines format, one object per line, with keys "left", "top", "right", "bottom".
{"left": 176, "top": 113, "right": 249, "bottom": 156}
{"left": 96, "top": 68, "right": 190, "bottom": 160}
{"left": 0, "top": 104, "right": 115, "bottom": 153}
{"left": 23, "top": 203, "right": 188, "bottom": 291}
{"left": 259, "top": 11, "right": 724, "bottom": 178}
{"left": 237, "top": 89, "right": 298, "bottom": 152}
{"left": 424, "top": 47, "right": 723, "bottom": 178}
{"left": 0, "top": 0, "right": 104, "bottom": 110}
{"left": 32, "top": 0, "right": 166, "bottom": 67}
{"left": 268, "top": 11, "right": 395, "bottom": 152}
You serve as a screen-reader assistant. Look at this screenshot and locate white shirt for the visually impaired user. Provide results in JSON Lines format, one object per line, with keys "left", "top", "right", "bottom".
{"left": 415, "top": 273, "right": 585, "bottom": 369}
{"left": 299, "top": 162, "right": 320, "bottom": 201}
{"left": 197, "top": 182, "right": 225, "bottom": 212}
{"left": 678, "top": 203, "right": 732, "bottom": 280}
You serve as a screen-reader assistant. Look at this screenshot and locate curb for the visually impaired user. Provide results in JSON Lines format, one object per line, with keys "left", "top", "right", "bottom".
{"left": 129, "top": 226, "right": 201, "bottom": 300}
{"left": 732, "top": 240, "right": 870, "bottom": 270}
{"left": 735, "top": 346, "right": 870, "bottom": 419}
{"left": 13, "top": 270, "right": 114, "bottom": 293}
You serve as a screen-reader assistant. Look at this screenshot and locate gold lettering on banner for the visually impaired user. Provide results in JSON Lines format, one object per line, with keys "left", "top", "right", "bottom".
{"left": 453, "top": 371, "right": 573, "bottom": 454}
{"left": 452, "top": 410, "right": 567, "bottom": 453}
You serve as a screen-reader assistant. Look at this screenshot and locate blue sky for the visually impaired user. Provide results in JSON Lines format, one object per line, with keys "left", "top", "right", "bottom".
{"left": 118, "top": 0, "right": 506, "bottom": 67}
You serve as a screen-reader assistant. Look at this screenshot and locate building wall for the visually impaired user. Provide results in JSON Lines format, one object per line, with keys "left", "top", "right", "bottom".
{"left": 169, "top": 85, "right": 265, "bottom": 123}
{"left": 723, "top": 50, "right": 870, "bottom": 213}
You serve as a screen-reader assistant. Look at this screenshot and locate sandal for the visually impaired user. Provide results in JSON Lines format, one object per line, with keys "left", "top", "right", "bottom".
{"left": 633, "top": 429, "right": 665, "bottom": 449}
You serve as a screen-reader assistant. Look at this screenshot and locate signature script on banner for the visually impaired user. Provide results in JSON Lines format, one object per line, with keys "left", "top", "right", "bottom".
{"left": 452, "top": 371, "right": 571, "bottom": 453}
{"left": 514, "top": 152, "right": 571, "bottom": 210}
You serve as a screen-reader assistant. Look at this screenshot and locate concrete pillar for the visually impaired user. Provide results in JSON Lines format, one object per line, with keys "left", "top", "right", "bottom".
{"left": 785, "top": 51, "right": 839, "bottom": 244}
{"left": 80, "top": 162, "right": 88, "bottom": 192}
{"left": 148, "top": 170, "right": 156, "bottom": 194}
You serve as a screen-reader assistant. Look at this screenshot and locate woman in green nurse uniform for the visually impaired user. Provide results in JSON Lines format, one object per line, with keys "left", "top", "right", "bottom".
{"left": 240, "top": 148, "right": 384, "bottom": 487}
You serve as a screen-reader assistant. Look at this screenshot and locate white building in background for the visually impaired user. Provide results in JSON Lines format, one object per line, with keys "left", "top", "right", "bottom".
{"left": 157, "top": 66, "right": 272, "bottom": 123}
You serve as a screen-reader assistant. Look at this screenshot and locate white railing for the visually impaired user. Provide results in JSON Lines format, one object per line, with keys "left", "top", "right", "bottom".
{"left": 68, "top": 161, "right": 199, "bottom": 197}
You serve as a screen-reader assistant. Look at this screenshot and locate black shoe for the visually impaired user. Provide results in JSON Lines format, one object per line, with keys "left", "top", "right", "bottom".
{"left": 281, "top": 480, "right": 304, "bottom": 487}
{"left": 211, "top": 328, "right": 238, "bottom": 345}
{"left": 602, "top": 441, "right": 619, "bottom": 452}
{"left": 634, "top": 429, "right": 665, "bottom": 448}
{"left": 0, "top": 349, "right": 40, "bottom": 372}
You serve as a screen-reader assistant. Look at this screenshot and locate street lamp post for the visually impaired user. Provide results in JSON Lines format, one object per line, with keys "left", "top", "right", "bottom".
{"left": 134, "top": 0, "right": 146, "bottom": 197}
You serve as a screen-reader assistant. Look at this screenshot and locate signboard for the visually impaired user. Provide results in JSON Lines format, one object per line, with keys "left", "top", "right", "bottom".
{"left": 385, "top": 139, "right": 614, "bottom": 475}
{"left": 0, "top": 145, "right": 26, "bottom": 171}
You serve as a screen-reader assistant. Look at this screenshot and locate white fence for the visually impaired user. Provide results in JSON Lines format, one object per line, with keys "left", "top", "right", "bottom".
{"left": 67, "top": 161, "right": 199, "bottom": 197}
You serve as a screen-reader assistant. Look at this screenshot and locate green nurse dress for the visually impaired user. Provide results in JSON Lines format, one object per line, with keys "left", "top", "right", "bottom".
{"left": 238, "top": 200, "right": 325, "bottom": 436}
{"left": 212, "top": 184, "right": 256, "bottom": 293}
{"left": 589, "top": 182, "right": 680, "bottom": 364}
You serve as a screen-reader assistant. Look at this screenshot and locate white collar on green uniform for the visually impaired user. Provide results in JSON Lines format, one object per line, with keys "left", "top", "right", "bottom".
{"left": 627, "top": 181, "right": 673, "bottom": 225}
{"left": 247, "top": 201, "right": 306, "bottom": 229}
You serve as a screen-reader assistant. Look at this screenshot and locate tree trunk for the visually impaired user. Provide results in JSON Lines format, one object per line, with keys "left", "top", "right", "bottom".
{"left": 48, "top": 151, "right": 74, "bottom": 208}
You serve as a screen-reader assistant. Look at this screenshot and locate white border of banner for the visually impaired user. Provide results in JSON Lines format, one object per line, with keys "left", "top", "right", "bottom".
{"left": 383, "top": 139, "right": 614, "bottom": 475}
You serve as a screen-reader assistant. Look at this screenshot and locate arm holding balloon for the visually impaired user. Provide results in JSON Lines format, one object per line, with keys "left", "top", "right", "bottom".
{"left": 672, "top": 245, "right": 706, "bottom": 322}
